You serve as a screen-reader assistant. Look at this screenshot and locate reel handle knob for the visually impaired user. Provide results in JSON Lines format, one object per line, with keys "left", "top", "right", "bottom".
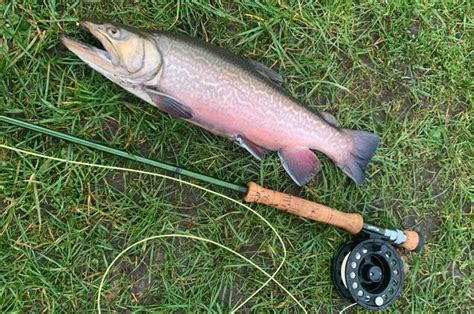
{"left": 244, "top": 182, "right": 364, "bottom": 234}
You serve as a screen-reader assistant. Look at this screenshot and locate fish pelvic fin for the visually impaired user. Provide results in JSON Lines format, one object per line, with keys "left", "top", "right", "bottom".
{"left": 235, "top": 135, "right": 265, "bottom": 161}
{"left": 278, "top": 147, "right": 321, "bottom": 186}
{"left": 337, "top": 129, "right": 380, "bottom": 185}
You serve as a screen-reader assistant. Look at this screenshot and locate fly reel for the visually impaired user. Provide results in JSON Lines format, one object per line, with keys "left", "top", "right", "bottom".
{"left": 332, "top": 234, "right": 404, "bottom": 310}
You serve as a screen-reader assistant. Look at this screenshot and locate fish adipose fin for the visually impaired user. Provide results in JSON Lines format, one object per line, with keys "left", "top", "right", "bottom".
{"left": 338, "top": 130, "right": 380, "bottom": 185}
{"left": 320, "top": 111, "right": 339, "bottom": 127}
{"left": 236, "top": 135, "right": 265, "bottom": 161}
{"left": 145, "top": 87, "right": 193, "bottom": 119}
{"left": 248, "top": 59, "right": 284, "bottom": 85}
{"left": 278, "top": 147, "right": 321, "bottom": 186}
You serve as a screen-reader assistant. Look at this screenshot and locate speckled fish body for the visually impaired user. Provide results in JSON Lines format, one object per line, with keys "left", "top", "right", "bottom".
{"left": 61, "top": 20, "right": 379, "bottom": 186}
{"left": 156, "top": 33, "right": 334, "bottom": 150}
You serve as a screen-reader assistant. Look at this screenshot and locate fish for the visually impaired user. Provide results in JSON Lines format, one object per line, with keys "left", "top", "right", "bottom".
{"left": 61, "top": 20, "right": 380, "bottom": 186}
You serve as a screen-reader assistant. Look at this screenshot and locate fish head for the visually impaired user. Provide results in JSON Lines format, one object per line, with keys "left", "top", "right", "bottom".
{"left": 61, "top": 19, "right": 162, "bottom": 84}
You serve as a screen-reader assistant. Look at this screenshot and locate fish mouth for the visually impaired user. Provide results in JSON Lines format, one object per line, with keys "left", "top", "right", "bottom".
{"left": 60, "top": 20, "right": 118, "bottom": 73}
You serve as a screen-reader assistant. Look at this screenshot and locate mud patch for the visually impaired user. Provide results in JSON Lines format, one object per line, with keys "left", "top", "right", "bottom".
{"left": 40, "top": 196, "right": 57, "bottom": 215}
{"left": 105, "top": 247, "right": 165, "bottom": 303}
{"left": 415, "top": 160, "right": 447, "bottom": 209}
{"left": 80, "top": 117, "right": 122, "bottom": 142}
{"left": 217, "top": 280, "right": 246, "bottom": 310}
{"left": 445, "top": 261, "right": 471, "bottom": 285}
{"left": 407, "top": 21, "right": 420, "bottom": 38}
{"left": 105, "top": 172, "right": 126, "bottom": 193}
{"left": 130, "top": 262, "right": 151, "bottom": 297}
{"left": 100, "top": 118, "right": 121, "bottom": 141}
{"left": 238, "top": 241, "right": 262, "bottom": 259}
{"left": 285, "top": 183, "right": 304, "bottom": 197}
{"left": 359, "top": 53, "right": 375, "bottom": 68}
{"left": 168, "top": 182, "right": 204, "bottom": 217}
{"left": 0, "top": 198, "right": 8, "bottom": 212}
{"left": 136, "top": 139, "right": 151, "bottom": 156}
{"left": 403, "top": 214, "right": 441, "bottom": 240}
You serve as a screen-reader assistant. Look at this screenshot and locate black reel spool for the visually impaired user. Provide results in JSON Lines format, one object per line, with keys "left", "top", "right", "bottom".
{"left": 332, "top": 234, "right": 404, "bottom": 310}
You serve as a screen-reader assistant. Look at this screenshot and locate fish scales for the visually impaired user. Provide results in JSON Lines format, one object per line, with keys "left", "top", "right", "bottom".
{"left": 157, "top": 33, "right": 334, "bottom": 150}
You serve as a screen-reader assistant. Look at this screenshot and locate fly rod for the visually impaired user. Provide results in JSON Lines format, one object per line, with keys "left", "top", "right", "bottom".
{"left": 1, "top": 114, "right": 424, "bottom": 309}
{"left": 0, "top": 115, "right": 422, "bottom": 251}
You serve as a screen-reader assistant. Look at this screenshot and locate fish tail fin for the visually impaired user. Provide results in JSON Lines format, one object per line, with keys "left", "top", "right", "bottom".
{"left": 337, "top": 129, "right": 380, "bottom": 185}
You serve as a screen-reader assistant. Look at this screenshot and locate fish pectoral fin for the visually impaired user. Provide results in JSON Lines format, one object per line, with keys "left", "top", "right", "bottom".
{"left": 248, "top": 59, "right": 284, "bottom": 85}
{"left": 145, "top": 86, "right": 193, "bottom": 119}
{"left": 235, "top": 135, "right": 265, "bottom": 161}
{"left": 278, "top": 147, "right": 321, "bottom": 186}
{"left": 320, "top": 111, "right": 339, "bottom": 127}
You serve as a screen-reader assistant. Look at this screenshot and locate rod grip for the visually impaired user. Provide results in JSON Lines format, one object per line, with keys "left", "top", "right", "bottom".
{"left": 244, "top": 182, "right": 364, "bottom": 234}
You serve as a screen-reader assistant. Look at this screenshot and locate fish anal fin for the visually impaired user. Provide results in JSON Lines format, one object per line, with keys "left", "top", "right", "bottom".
{"left": 236, "top": 135, "right": 265, "bottom": 161}
{"left": 321, "top": 111, "right": 339, "bottom": 127}
{"left": 278, "top": 147, "right": 321, "bottom": 186}
{"left": 248, "top": 59, "right": 283, "bottom": 85}
{"left": 145, "top": 86, "right": 193, "bottom": 119}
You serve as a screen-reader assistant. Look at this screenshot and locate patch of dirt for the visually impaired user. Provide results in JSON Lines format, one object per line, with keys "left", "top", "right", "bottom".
{"left": 370, "top": 32, "right": 382, "bottom": 46}
{"left": 461, "top": 199, "right": 471, "bottom": 214}
{"left": 131, "top": 191, "right": 144, "bottom": 205}
{"left": 359, "top": 53, "right": 375, "bottom": 69}
{"left": 313, "top": 93, "right": 331, "bottom": 107}
{"left": 100, "top": 118, "right": 121, "bottom": 141}
{"left": 179, "top": 216, "right": 198, "bottom": 229}
{"left": 142, "top": 294, "right": 162, "bottom": 306}
{"left": 217, "top": 280, "right": 246, "bottom": 310}
{"left": 105, "top": 172, "right": 126, "bottom": 193}
{"left": 336, "top": 52, "right": 354, "bottom": 71}
{"left": 0, "top": 198, "right": 8, "bottom": 212}
{"left": 415, "top": 160, "right": 447, "bottom": 209}
{"left": 48, "top": 41, "right": 69, "bottom": 57}
{"left": 110, "top": 235, "right": 128, "bottom": 250}
{"left": 440, "top": 95, "right": 468, "bottom": 119}
{"left": 81, "top": 118, "right": 122, "bottom": 142}
{"left": 285, "top": 183, "right": 304, "bottom": 197}
{"left": 136, "top": 139, "right": 151, "bottom": 156}
{"left": 420, "top": 95, "right": 433, "bottom": 110}
{"left": 166, "top": 182, "right": 204, "bottom": 217}
{"left": 39, "top": 196, "right": 57, "bottom": 215}
{"left": 376, "top": 108, "right": 387, "bottom": 122}
{"left": 105, "top": 247, "right": 165, "bottom": 303}
{"left": 445, "top": 261, "right": 471, "bottom": 285}
{"left": 130, "top": 262, "right": 151, "bottom": 297}
{"left": 408, "top": 21, "right": 420, "bottom": 38}
{"left": 403, "top": 214, "right": 441, "bottom": 240}
{"left": 238, "top": 241, "right": 261, "bottom": 259}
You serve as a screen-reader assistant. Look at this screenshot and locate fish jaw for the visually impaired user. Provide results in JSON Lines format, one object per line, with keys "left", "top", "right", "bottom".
{"left": 60, "top": 34, "right": 117, "bottom": 79}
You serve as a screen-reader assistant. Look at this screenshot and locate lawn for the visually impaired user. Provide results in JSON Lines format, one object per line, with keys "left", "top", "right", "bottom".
{"left": 0, "top": 1, "right": 472, "bottom": 312}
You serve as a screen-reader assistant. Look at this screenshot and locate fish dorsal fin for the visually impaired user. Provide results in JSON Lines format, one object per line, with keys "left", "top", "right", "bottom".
{"left": 247, "top": 59, "right": 284, "bottom": 85}
{"left": 145, "top": 86, "right": 193, "bottom": 119}
{"left": 235, "top": 135, "right": 265, "bottom": 161}
{"left": 320, "top": 111, "right": 339, "bottom": 127}
{"left": 278, "top": 147, "right": 321, "bottom": 186}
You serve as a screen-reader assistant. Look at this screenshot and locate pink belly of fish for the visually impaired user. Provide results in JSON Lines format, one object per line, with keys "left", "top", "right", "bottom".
{"left": 158, "top": 65, "right": 322, "bottom": 152}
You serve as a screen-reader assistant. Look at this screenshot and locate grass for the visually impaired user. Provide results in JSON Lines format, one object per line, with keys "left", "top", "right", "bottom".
{"left": 0, "top": 1, "right": 472, "bottom": 312}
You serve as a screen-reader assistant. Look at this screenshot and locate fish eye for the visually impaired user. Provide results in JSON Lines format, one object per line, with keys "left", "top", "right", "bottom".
{"left": 107, "top": 27, "right": 120, "bottom": 38}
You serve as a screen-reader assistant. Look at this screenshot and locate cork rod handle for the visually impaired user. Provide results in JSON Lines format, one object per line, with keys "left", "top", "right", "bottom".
{"left": 244, "top": 182, "right": 364, "bottom": 234}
